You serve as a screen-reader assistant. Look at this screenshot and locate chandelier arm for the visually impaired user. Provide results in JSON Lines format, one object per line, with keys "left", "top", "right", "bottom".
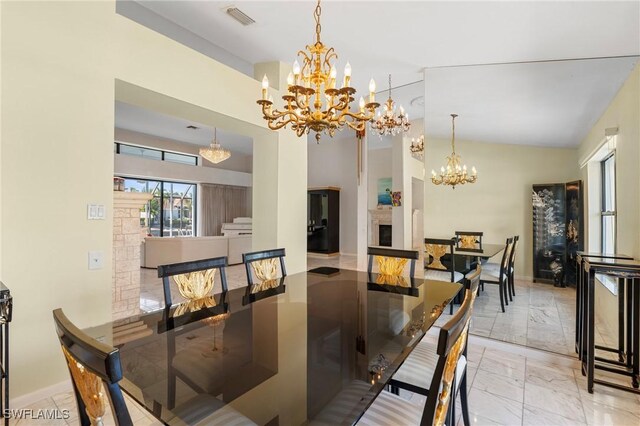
{"left": 323, "top": 48, "right": 337, "bottom": 73}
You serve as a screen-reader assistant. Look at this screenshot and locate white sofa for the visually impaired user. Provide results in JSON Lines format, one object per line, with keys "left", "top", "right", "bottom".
{"left": 143, "top": 235, "right": 252, "bottom": 268}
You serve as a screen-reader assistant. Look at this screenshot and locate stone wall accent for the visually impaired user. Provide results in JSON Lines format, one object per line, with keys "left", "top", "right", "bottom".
{"left": 113, "top": 191, "right": 152, "bottom": 320}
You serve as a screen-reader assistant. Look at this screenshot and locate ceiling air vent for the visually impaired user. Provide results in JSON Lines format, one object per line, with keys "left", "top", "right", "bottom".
{"left": 186, "top": 125, "right": 199, "bottom": 130}
{"left": 226, "top": 7, "right": 256, "bottom": 26}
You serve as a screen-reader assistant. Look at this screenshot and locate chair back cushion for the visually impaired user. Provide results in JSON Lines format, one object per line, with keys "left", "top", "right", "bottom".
{"left": 157, "top": 256, "right": 229, "bottom": 306}
{"left": 424, "top": 238, "right": 456, "bottom": 272}
{"left": 366, "top": 247, "right": 419, "bottom": 278}
{"left": 242, "top": 248, "right": 287, "bottom": 286}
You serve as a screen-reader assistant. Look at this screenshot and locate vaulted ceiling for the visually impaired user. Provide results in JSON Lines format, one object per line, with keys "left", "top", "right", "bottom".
{"left": 122, "top": 1, "right": 640, "bottom": 148}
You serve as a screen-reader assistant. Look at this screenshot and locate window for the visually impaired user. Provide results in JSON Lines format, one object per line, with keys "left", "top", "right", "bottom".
{"left": 115, "top": 142, "right": 198, "bottom": 166}
{"left": 121, "top": 178, "right": 196, "bottom": 237}
{"left": 601, "top": 153, "right": 616, "bottom": 253}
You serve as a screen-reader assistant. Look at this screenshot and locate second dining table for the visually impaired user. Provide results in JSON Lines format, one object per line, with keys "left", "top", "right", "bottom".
{"left": 86, "top": 268, "right": 462, "bottom": 425}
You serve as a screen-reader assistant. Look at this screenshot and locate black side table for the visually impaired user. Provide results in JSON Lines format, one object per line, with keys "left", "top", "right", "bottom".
{"left": 582, "top": 258, "right": 640, "bottom": 394}
{"left": 0, "top": 282, "right": 11, "bottom": 426}
{"left": 575, "top": 252, "right": 633, "bottom": 360}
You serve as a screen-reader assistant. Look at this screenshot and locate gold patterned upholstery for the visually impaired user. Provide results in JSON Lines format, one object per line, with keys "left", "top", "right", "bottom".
{"left": 375, "top": 256, "right": 409, "bottom": 276}
{"left": 251, "top": 258, "right": 279, "bottom": 282}
{"left": 425, "top": 244, "right": 447, "bottom": 270}
{"left": 62, "top": 346, "right": 106, "bottom": 426}
{"left": 434, "top": 322, "right": 470, "bottom": 426}
{"left": 173, "top": 269, "right": 216, "bottom": 300}
{"left": 458, "top": 235, "right": 477, "bottom": 249}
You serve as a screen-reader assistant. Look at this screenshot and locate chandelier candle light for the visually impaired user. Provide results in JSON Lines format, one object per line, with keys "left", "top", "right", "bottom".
{"left": 257, "top": 0, "right": 379, "bottom": 143}
{"left": 410, "top": 135, "right": 424, "bottom": 159}
{"left": 431, "top": 114, "right": 477, "bottom": 189}
{"left": 370, "top": 74, "right": 410, "bottom": 136}
{"left": 199, "top": 128, "right": 231, "bottom": 164}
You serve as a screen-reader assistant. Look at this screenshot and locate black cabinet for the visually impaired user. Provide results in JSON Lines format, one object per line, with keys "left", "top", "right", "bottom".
{"left": 532, "top": 181, "right": 583, "bottom": 286}
{"left": 307, "top": 188, "right": 340, "bottom": 255}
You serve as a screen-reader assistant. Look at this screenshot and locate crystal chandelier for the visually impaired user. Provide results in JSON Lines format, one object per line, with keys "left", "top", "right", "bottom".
{"left": 370, "top": 74, "right": 410, "bottom": 136}
{"left": 410, "top": 135, "right": 424, "bottom": 159}
{"left": 257, "top": 0, "right": 379, "bottom": 143}
{"left": 431, "top": 114, "right": 477, "bottom": 189}
{"left": 199, "top": 128, "right": 231, "bottom": 164}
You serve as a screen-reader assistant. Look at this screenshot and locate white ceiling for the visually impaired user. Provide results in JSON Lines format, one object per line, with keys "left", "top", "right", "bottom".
{"left": 126, "top": 0, "right": 640, "bottom": 148}
{"left": 114, "top": 101, "right": 254, "bottom": 155}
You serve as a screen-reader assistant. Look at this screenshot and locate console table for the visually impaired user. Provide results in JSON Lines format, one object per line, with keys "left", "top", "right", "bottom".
{"left": 0, "top": 282, "right": 12, "bottom": 426}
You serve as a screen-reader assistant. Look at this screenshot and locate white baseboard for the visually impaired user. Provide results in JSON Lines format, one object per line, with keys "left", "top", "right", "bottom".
{"left": 515, "top": 275, "right": 533, "bottom": 282}
{"left": 11, "top": 380, "right": 72, "bottom": 409}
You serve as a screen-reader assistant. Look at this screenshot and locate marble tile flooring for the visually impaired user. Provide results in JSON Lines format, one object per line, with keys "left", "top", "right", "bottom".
{"left": 18, "top": 334, "right": 639, "bottom": 425}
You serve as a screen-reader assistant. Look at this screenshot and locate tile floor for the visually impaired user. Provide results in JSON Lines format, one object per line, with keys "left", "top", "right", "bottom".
{"left": 17, "top": 334, "right": 640, "bottom": 425}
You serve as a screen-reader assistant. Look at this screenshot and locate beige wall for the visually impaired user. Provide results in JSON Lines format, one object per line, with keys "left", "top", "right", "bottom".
{"left": 1, "top": 1, "right": 306, "bottom": 399}
{"left": 424, "top": 139, "right": 579, "bottom": 278}
{"left": 578, "top": 63, "right": 639, "bottom": 259}
{"left": 578, "top": 63, "right": 639, "bottom": 336}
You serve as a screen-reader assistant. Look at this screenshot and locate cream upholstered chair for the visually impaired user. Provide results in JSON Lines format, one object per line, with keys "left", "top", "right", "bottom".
{"left": 357, "top": 279, "right": 477, "bottom": 426}
{"left": 424, "top": 238, "right": 464, "bottom": 283}
{"left": 471, "top": 237, "right": 513, "bottom": 313}
{"left": 483, "top": 235, "right": 519, "bottom": 301}
{"left": 384, "top": 268, "right": 480, "bottom": 426}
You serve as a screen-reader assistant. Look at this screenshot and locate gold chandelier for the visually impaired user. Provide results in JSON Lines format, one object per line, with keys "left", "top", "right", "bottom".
{"left": 370, "top": 74, "right": 410, "bottom": 136}
{"left": 410, "top": 135, "right": 424, "bottom": 159}
{"left": 199, "top": 128, "right": 231, "bottom": 164}
{"left": 257, "top": 0, "right": 379, "bottom": 143}
{"left": 431, "top": 114, "right": 477, "bottom": 189}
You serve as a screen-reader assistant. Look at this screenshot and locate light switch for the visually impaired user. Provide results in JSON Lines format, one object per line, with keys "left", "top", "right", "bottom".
{"left": 88, "top": 251, "right": 104, "bottom": 270}
{"left": 97, "top": 205, "right": 105, "bottom": 219}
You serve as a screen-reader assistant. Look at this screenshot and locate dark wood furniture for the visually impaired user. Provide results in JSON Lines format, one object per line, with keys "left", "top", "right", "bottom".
{"left": 581, "top": 257, "right": 640, "bottom": 394}
{"left": 242, "top": 248, "right": 287, "bottom": 286}
{"left": 81, "top": 270, "right": 462, "bottom": 425}
{"left": 367, "top": 246, "right": 419, "bottom": 278}
{"left": 307, "top": 187, "right": 340, "bottom": 255}
{"left": 53, "top": 308, "right": 133, "bottom": 426}
{"left": 157, "top": 256, "right": 229, "bottom": 307}
{"left": 425, "top": 238, "right": 463, "bottom": 283}
{"left": 0, "top": 282, "right": 12, "bottom": 426}
{"left": 532, "top": 181, "right": 584, "bottom": 286}
{"left": 575, "top": 252, "right": 633, "bottom": 361}
{"left": 455, "top": 231, "right": 484, "bottom": 251}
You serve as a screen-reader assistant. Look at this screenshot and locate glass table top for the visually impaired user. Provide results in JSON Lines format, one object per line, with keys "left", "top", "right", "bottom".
{"left": 454, "top": 243, "right": 505, "bottom": 258}
{"left": 86, "top": 269, "right": 461, "bottom": 425}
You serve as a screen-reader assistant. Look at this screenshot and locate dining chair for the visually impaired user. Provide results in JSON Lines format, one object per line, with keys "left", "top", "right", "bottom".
{"left": 157, "top": 256, "right": 229, "bottom": 307}
{"left": 367, "top": 246, "right": 420, "bottom": 279}
{"left": 483, "top": 235, "right": 519, "bottom": 301}
{"left": 357, "top": 281, "right": 476, "bottom": 426}
{"left": 53, "top": 308, "right": 133, "bottom": 426}
{"left": 242, "top": 248, "right": 287, "bottom": 286}
{"left": 472, "top": 237, "right": 513, "bottom": 313}
{"left": 424, "top": 238, "right": 464, "bottom": 283}
{"left": 386, "top": 268, "right": 480, "bottom": 426}
{"left": 455, "top": 231, "right": 484, "bottom": 250}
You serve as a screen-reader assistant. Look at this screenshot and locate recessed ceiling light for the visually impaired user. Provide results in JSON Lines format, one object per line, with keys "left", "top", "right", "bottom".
{"left": 186, "top": 125, "right": 199, "bottom": 130}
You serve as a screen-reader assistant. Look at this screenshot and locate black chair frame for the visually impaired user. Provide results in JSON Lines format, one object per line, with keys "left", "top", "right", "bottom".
{"left": 367, "top": 247, "right": 419, "bottom": 278}
{"left": 53, "top": 309, "right": 133, "bottom": 426}
{"left": 481, "top": 237, "right": 513, "bottom": 313}
{"left": 157, "top": 256, "right": 228, "bottom": 307}
{"left": 424, "top": 238, "right": 458, "bottom": 282}
{"left": 507, "top": 235, "right": 519, "bottom": 300}
{"left": 242, "top": 248, "right": 287, "bottom": 286}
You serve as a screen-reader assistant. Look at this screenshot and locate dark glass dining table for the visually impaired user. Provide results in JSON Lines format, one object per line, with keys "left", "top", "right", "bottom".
{"left": 85, "top": 269, "right": 462, "bottom": 425}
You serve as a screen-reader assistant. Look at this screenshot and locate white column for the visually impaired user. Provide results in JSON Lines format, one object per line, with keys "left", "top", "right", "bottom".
{"left": 357, "top": 133, "right": 369, "bottom": 270}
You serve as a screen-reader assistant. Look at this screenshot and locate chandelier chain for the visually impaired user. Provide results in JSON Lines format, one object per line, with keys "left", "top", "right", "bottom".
{"left": 451, "top": 114, "right": 457, "bottom": 153}
{"left": 314, "top": 0, "right": 322, "bottom": 43}
{"left": 388, "top": 74, "right": 392, "bottom": 100}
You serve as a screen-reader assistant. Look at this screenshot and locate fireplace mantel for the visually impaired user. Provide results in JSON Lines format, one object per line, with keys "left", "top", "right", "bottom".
{"left": 369, "top": 209, "right": 392, "bottom": 246}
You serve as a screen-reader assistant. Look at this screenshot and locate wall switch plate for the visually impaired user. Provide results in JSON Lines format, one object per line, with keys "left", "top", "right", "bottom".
{"left": 87, "top": 204, "right": 106, "bottom": 220}
{"left": 88, "top": 251, "right": 104, "bottom": 270}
